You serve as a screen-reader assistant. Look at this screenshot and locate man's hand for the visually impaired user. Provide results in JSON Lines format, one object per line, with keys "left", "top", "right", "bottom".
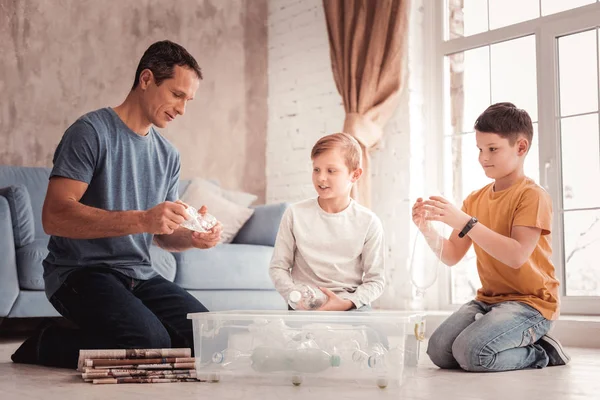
{"left": 316, "top": 287, "right": 354, "bottom": 311}
{"left": 190, "top": 222, "right": 223, "bottom": 249}
{"left": 423, "top": 196, "right": 472, "bottom": 231}
{"left": 188, "top": 204, "right": 223, "bottom": 249}
{"left": 152, "top": 202, "right": 223, "bottom": 251}
{"left": 142, "top": 201, "right": 189, "bottom": 234}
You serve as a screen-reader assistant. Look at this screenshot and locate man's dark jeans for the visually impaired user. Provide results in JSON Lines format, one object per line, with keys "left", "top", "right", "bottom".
{"left": 39, "top": 267, "right": 207, "bottom": 369}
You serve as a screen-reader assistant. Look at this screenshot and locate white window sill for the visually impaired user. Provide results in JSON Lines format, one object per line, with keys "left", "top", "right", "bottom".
{"left": 423, "top": 311, "right": 600, "bottom": 348}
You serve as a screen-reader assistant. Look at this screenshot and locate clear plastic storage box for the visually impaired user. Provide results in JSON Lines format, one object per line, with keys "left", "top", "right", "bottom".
{"left": 188, "top": 310, "right": 425, "bottom": 388}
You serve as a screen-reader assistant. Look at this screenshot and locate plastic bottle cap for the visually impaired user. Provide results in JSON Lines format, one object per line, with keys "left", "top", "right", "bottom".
{"left": 289, "top": 291, "right": 301, "bottom": 303}
{"left": 331, "top": 354, "right": 341, "bottom": 367}
{"left": 212, "top": 352, "right": 224, "bottom": 364}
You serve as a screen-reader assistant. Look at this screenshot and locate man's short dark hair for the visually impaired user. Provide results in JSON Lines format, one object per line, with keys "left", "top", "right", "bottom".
{"left": 474, "top": 102, "right": 534, "bottom": 150}
{"left": 132, "top": 40, "right": 203, "bottom": 90}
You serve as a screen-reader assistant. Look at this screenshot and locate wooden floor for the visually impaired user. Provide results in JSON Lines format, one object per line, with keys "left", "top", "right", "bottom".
{"left": 1, "top": 338, "right": 599, "bottom": 400}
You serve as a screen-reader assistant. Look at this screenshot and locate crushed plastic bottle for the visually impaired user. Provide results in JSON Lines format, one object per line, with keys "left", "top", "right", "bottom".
{"left": 353, "top": 343, "right": 388, "bottom": 369}
{"left": 212, "top": 349, "right": 242, "bottom": 364}
{"left": 288, "top": 284, "right": 328, "bottom": 310}
{"left": 180, "top": 205, "right": 218, "bottom": 233}
{"left": 250, "top": 346, "right": 340, "bottom": 374}
{"left": 410, "top": 202, "right": 446, "bottom": 303}
{"left": 211, "top": 349, "right": 250, "bottom": 370}
{"left": 248, "top": 318, "right": 294, "bottom": 347}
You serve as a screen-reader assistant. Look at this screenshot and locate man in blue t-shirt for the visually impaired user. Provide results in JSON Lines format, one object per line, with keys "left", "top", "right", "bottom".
{"left": 12, "top": 40, "right": 222, "bottom": 369}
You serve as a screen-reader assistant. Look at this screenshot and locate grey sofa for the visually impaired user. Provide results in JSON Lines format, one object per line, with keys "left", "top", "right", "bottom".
{"left": 0, "top": 165, "right": 288, "bottom": 319}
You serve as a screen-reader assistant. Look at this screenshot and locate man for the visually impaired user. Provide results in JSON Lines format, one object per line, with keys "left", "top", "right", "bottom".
{"left": 11, "top": 40, "right": 222, "bottom": 369}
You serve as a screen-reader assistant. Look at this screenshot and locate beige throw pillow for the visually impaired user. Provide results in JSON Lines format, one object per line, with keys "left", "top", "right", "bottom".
{"left": 221, "top": 188, "right": 258, "bottom": 208}
{"left": 180, "top": 179, "right": 254, "bottom": 243}
{"left": 186, "top": 178, "right": 257, "bottom": 207}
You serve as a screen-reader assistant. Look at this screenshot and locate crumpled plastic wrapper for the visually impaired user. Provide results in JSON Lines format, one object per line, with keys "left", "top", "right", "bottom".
{"left": 180, "top": 205, "right": 218, "bottom": 233}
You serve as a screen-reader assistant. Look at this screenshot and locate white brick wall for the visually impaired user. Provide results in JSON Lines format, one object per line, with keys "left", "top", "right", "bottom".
{"left": 267, "top": 0, "right": 426, "bottom": 309}
{"left": 267, "top": 0, "right": 345, "bottom": 204}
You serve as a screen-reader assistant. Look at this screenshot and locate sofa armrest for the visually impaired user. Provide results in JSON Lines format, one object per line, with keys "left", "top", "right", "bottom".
{"left": 0, "top": 196, "right": 19, "bottom": 317}
{"left": 0, "top": 184, "right": 35, "bottom": 248}
{"left": 232, "top": 203, "right": 289, "bottom": 247}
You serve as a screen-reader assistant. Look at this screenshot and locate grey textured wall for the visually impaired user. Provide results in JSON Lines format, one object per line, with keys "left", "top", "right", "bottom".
{"left": 0, "top": 0, "right": 267, "bottom": 202}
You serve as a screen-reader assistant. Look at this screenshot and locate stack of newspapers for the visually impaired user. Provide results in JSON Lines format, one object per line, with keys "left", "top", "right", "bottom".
{"left": 77, "top": 348, "right": 198, "bottom": 384}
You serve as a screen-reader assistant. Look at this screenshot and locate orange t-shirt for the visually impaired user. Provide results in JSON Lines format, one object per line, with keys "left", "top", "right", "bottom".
{"left": 462, "top": 176, "right": 560, "bottom": 320}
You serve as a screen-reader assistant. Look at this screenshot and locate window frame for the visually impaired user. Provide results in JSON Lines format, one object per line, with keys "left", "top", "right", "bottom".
{"left": 424, "top": 1, "right": 600, "bottom": 314}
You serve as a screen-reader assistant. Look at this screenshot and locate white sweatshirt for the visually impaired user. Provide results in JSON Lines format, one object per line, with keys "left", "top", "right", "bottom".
{"left": 269, "top": 198, "right": 386, "bottom": 308}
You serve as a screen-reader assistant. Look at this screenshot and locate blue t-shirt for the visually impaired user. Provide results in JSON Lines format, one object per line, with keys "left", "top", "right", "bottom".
{"left": 43, "top": 107, "right": 180, "bottom": 299}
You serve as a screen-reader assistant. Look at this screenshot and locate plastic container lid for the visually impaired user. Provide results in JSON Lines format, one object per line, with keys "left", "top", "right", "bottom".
{"left": 289, "top": 290, "right": 301, "bottom": 303}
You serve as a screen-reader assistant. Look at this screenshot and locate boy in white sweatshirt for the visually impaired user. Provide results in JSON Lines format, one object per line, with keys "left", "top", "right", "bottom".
{"left": 269, "top": 133, "right": 386, "bottom": 311}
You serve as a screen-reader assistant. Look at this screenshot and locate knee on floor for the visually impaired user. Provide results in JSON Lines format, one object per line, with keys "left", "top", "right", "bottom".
{"left": 427, "top": 331, "right": 459, "bottom": 369}
{"left": 451, "top": 335, "right": 489, "bottom": 372}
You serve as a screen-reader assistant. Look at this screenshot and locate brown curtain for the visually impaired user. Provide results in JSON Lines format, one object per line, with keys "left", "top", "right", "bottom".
{"left": 323, "top": 0, "right": 410, "bottom": 207}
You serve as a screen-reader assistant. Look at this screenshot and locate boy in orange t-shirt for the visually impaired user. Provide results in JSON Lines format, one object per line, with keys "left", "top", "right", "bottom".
{"left": 413, "top": 102, "right": 570, "bottom": 372}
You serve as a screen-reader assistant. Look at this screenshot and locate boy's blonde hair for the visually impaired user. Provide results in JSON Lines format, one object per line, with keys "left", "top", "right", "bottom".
{"left": 311, "top": 133, "right": 362, "bottom": 171}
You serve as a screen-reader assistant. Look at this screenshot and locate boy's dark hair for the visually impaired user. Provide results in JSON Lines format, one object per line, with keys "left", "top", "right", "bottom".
{"left": 132, "top": 40, "right": 203, "bottom": 90}
{"left": 474, "top": 102, "right": 533, "bottom": 150}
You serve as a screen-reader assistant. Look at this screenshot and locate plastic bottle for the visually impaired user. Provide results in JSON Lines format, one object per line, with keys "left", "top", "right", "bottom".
{"left": 288, "top": 284, "right": 328, "bottom": 310}
{"left": 352, "top": 343, "right": 388, "bottom": 369}
{"left": 180, "top": 205, "right": 218, "bottom": 233}
{"left": 212, "top": 349, "right": 242, "bottom": 364}
{"left": 250, "top": 346, "right": 340, "bottom": 373}
{"left": 409, "top": 206, "right": 445, "bottom": 302}
{"left": 211, "top": 349, "right": 250, "bottom": 370}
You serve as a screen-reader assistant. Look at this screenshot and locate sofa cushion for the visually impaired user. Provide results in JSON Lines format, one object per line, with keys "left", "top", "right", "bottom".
{"left": 0, "top": 196, "right": 20, "bottom": 316}
{"left": 0, "top": 166, "right": 51, "bottom": 240}
{"left": 173, "top": 244, "right": 274, "bottom": 290}
{"left": 181, "top": 177, "right": 257, "bottom": 207}
{"left": 0, "top": 185, "right": 36, "bottom": 248}
{"left": 15, "top": 240, "right": 176, "bottom": 290}
{"left": 16, "top": 239, "right": 48, "bottom": 290}
{"left": 233, "top": 203, "right": 288, "bottom": 247}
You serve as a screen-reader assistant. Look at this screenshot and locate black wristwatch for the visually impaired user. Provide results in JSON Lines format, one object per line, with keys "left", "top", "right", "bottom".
{"left": 458, "top": 217, "right": 478, "bottom": 238}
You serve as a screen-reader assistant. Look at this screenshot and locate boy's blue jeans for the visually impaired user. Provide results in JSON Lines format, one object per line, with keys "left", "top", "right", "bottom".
{"left": 427, "top": 300, "right": 552, "bottom": 372}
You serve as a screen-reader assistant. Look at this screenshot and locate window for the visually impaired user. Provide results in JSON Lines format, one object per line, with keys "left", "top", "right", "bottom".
{"left": 428, "top": 1, "right": 600, "bottom": 313}
{"left": 557, "top": 29, "right": 600, "bottom": 297}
